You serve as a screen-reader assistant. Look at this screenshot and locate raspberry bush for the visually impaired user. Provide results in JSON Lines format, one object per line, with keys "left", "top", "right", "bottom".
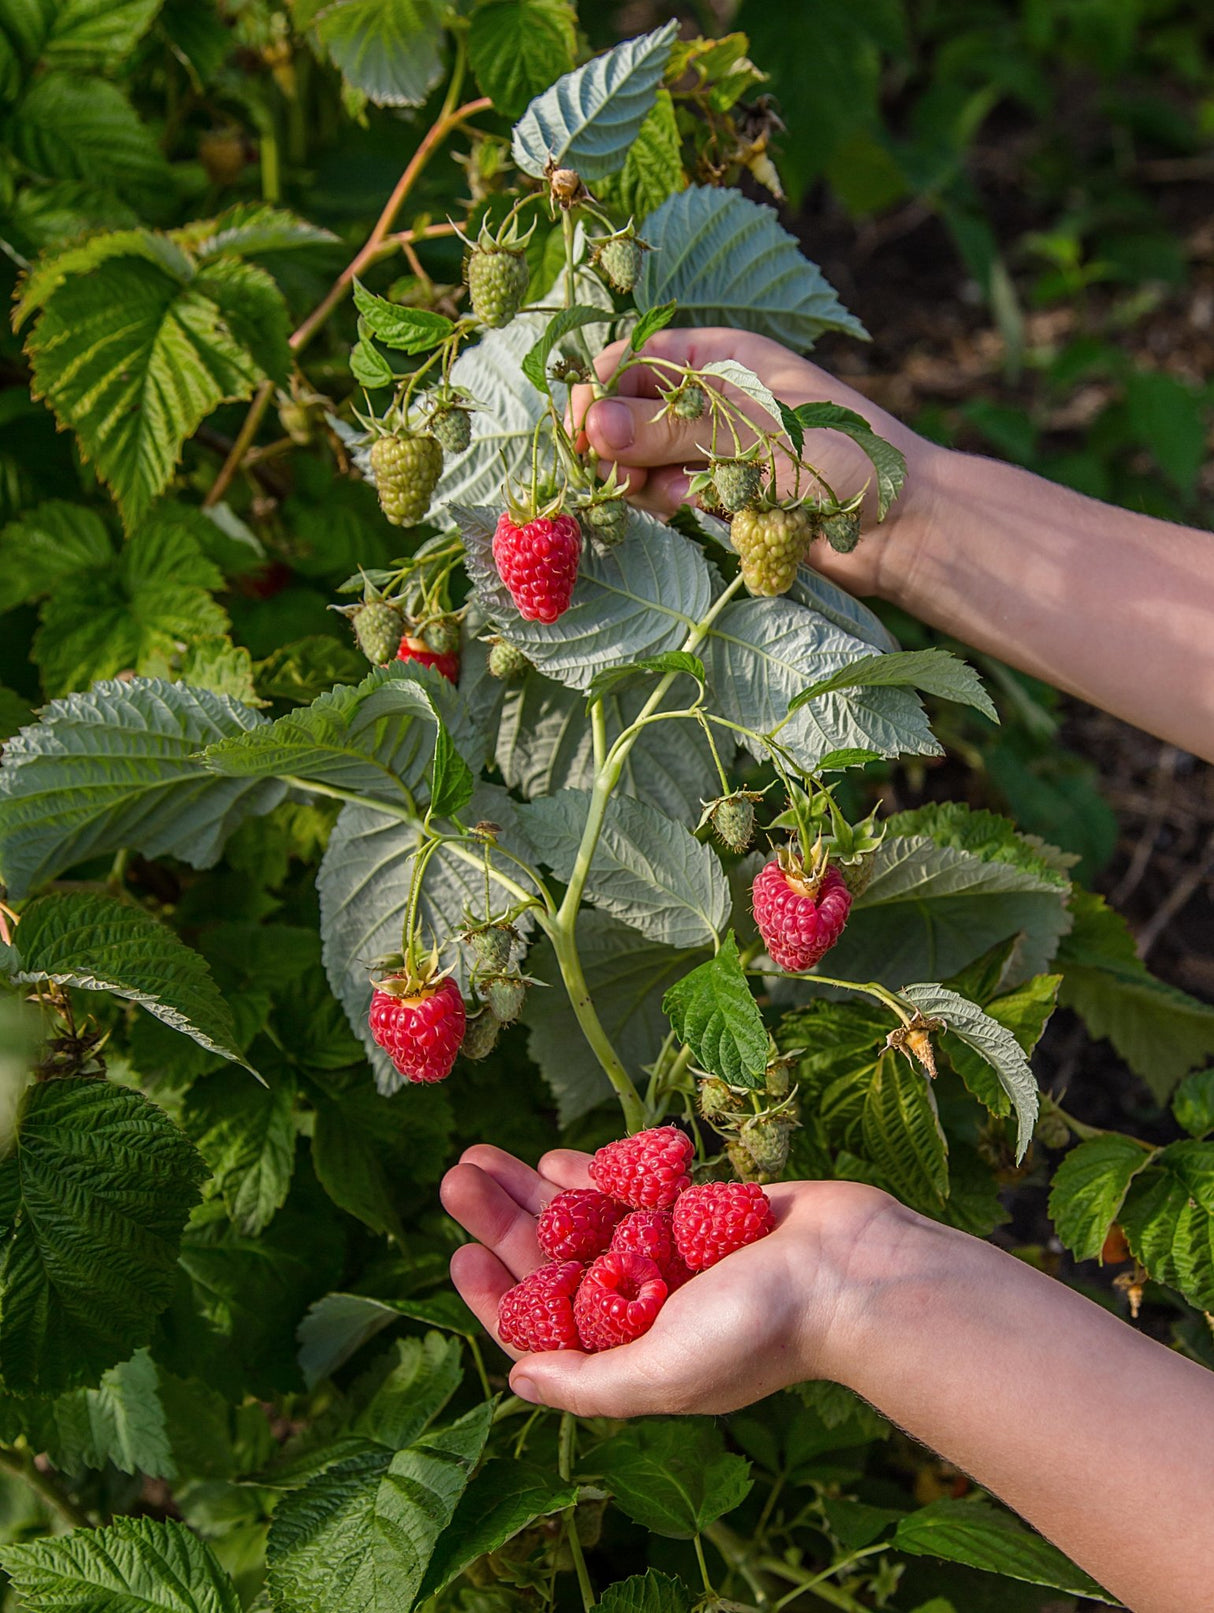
{"left": 0, "top": 7, "right": 1210, "bottom": 1612}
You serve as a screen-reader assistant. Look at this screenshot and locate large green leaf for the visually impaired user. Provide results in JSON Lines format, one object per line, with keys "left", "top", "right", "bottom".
{"left": 520, "top": 787, "right": 730, "bottom": 949}
{"left": 20, "top": 235, "right": 291, "bottom": 528}
{"left": 467, "top": 0, "right": 576, "bottom": 121}
{"left": 416, "top": 1458, "right": 578, "bottom": 1601}
{"left": 305, "top": 0, "right": 445, "bottom": 107}
{"left": 860, "top": 1052, "right": 949, "bottom": 1207}
{"left": 637, "top": 186, "right": 866, "bottom": 350}
{"left": 788, "top": 402, "right": 908, "bottom": 521}
{"left": 0, "top": 679, "right": 284, "bottom": 899}
{"left": 596, "top": 1572, "right": 696, "bottom": 1613}
{"left": 789, "top": 648, "right": 995, "bottom": 722}
{"left": 7, "top": 892, "right": 249, "bottom": 1068}
{"left": 1048, "top": 1134, "right": 1155, "bottom": 1262}
{"left": 50, "top": 1348, "right": 174, "bottom": 1479}
{"left": 297, "top": 1292, "right": 478, "bottom": 1388}
{"left": 893, "top": 1499, "right": 1116, "bottom": 1602}
{"left": 19, "top": 0, "right": 165, "bottom": 71}
{"left": 595, "top": 1419, "right": 752, "bottom": 1538}
{"left": 524, "top": 910, "right": 703, "bottom": 1123}
{"left": 7, "top": 72, "right": 170, "bottom": 203}
{"left": 942, "top": 972, "right": 1059, "bottom": 1117}
{"left": 599, "top": 87, "right": 685, "bottom": 219}
{"left": 0, "top": 1078, "right": 207, "bottom": 1394}
{"left": 662, "top": 933, "right": 768, "bottom": 1088}
{"left": 512, "top": 20, "right": 677, "bottom": 180}
{"left": 182, "top": 1064, "right": 297, "bottom": 1235}
{"left": 1120, "top": 1141, "right": 1214, "bottom": 1310}
{"left": 0, "top": 1516, "right": 240, "bottom": 1613}
{"left": 0, "top": 499, "right": 112, "bottom": 613}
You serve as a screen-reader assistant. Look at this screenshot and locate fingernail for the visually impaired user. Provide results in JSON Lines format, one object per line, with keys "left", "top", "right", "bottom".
{"left": 665, "top": 473, "right": 690, "bottom": 505}
{"left": 589, "top": 400, "right": 634, "bottom": 453}
{"left": 512, "top": 1375, "right": 538, "bottom": 1404}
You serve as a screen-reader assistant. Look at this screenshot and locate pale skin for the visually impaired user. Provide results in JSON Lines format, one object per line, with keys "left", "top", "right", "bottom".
{"left": 443, "top": 331, "right": 1214, "bottom": 1611}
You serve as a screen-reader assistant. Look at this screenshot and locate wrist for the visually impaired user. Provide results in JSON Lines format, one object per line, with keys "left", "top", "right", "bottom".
{"left": 867, "top": 436, "right": 955, "bottom": 611}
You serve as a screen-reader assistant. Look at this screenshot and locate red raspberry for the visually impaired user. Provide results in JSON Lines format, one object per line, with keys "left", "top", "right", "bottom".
{"left": 672, "top": 1181, "right": 774, "bottom": 1271}
{"left": 573, "top": 1251, "right": 667, "bottom": 1351}
{"left": 536, "top": 1189, "right": 626, "bottom": 1263}
{"left": 397, "top": 634, "right": 459, "bottom": 683}
{"left": 588, "top": 1126, "right": 693, "bottom": 1210}
{"left": 492, "top": 512, "right": 582, "bottom": 623}
{"left": 368, "top": 975, "right": 466, "bottom": 1084}
{"left": 610, "top": 1209, "right": 692, "bottom": 1290}
{"left": 498, "top": 1261, "right": 583, "bottom": 1352}
{"left": 751, "top": 858, "right": 852, "bottom": 973}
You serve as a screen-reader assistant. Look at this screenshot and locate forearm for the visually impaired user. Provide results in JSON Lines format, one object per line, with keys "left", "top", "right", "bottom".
{"left": 820, "top": 1208, "right": 1214, "bottom": 1612}
{"left": 879, "top": 447, "right": 1214, "bottom": 760}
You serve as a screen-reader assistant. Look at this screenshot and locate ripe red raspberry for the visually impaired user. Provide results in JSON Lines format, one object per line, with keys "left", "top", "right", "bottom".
{"left": 573, "top": 1251, "right": 667, "bottom": 1351}
{"left": 397, "top": 634, "right": 459, "bottom": 683}
{"left": 672, "top": 1181, "right": 774, "bottom": 1271}
{"left": 498, "top": 1261, "right": 583, "bottom": 1352}
{"left": 536, "top": 1189, "right": 626, "bottom": 1263}
{"left": 588, "top": 1126, "right": 693, "bottom": 1210}
{"left": 751, "top": 858, "right": 852, "bottom": 973}
{"left": 610, "top": 1209, "right": 692, "bottom": 1290}
{"left": 492, "top": 512, "right": 581, "bottom": 623}
{"left": 368, "top": 975, "right": 465, "bottom": 1084}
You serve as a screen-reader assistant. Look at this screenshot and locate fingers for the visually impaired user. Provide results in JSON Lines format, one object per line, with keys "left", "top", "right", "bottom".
{"left": 536, "top": 1149, "right": 595, "bottom": 1191}
{"left": 509, "top": 1334, "right": 676, "bottom": 1419}
{"left": 457, "top": 1144, "right": 552, "bottom": 1215}
{"left": 439, "top": 1162, "right": 546, "bottom": 1279}
{"left": 449, "top": 1243, "right": 519, "bottom": 1357}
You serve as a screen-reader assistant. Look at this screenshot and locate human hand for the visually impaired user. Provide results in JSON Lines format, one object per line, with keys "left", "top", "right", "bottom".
{"left": 568, "top": 328, "right": 941, "bottom": 600}
{"left": 440, "top": 1142, "right": 909, "bottom": 1417}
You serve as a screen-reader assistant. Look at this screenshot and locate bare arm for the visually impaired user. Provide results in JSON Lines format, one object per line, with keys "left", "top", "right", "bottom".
{"left": 569, "top": 330, "right": 1214, "bottom": 761}
{"left": 442, "top": 1147, "right": 1214, "bottom": 1613}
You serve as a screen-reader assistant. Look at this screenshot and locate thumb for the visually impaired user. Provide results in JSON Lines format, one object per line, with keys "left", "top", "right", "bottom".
{"left": 579, "top": 395, "right": 724, "bottom": 469}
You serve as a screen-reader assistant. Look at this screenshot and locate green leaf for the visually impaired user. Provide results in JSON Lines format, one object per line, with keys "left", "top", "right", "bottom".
{"left": 699, "top": 358, "right": 784, "bottom": 428}
{"left": 22, "top": 238, "right": 291, "bottom": 528}
{"left": 305, "top": 0, "right": 446, "bottom": 107}
{"left": 861, "top": 1052, "right": 948, "bottom": 1207}
{"left": 1057, "top": 889, "right": 1214, "bottom": 1102}
{"left": 524, "top": 910, "right": 703, "bottom": 1123}
{"left": 35, "top": 0, "right": 166, "bottom": 71}
{"left": 943, "top": 973, "right": 1059, "bottom": 1118}
{"left": 0, "top": 678, "right": 284, "bottom": 899}
{"left": 1174, "top": 1068, "right": 1214, "bottom": 1140}
{"left": 175, "top": 203, "right": 339, "bottom": 265}
{"left": 0, "top": 1078, "right": 207, "bottom": 1395}
{"left": 789, "top": 648, "right": 995, "bottom": 722}
{"left": 900, "top": 984, "right": 1039, "bottom": 1162}
{"left": 1120, "top": 1141, "right": 1214, "bottom": 1310}
{"left": 595, "top": 1419, "right": 752, "bottom": 1538}
{"left": 512, "top": 20, "right": 678, "bottom": 181}
{"left": 430, "top": 724, "right": 476, "bottom": 820}
{"left": 7, "top": 892, "right": 250, "bottom": 1068}
{"left": 630, "top": 300, "right": 678, "bottom": 351}
{"left": 637, "top": 186, "right": 866, "bottom": 351}
{"left": 662, "top": 933, "right": 768, "bottom": 1088}
{"left": 417, "top": 1458, "right": 578, "bottom": 1602}
{"left": 521, "top": 787, "right": 730, "bottom": 949}
{"left": 182, "top": 1065, "right": 297, "bottom": 1235}
{"left": 0, "top": 500, "right": 112, "bottom": 613}
{"left": 52, "top": 1348, "right": 175, "bottom": 1479}
{"left": 467, "top": 0, "right": 576, "bottom": 122}
{"left": 893, "top": 1499, "right": 1116, "bottom": 1602}
{"left": 266, "top": 1400, "right": 493, "bottom": 1611}
{"left": 600, "top": 88, "right": 685, "bottom": 220}
{"left": 297, "top": 1292, "right": 477, "bottom": 1388}
{"left": 352, "top": 280, "right": 454, "bottom": 352}
{"left": 791, "top": 401, "right": 906, "bottom": 519}
{"left": 522, "top": 305, "right": 607, "bottom": 394}
{"left": 596, "top": 1572, "right": 695, "bottom": 1613}
{"left": 257, "top": 637, "right": 369, "bottom": 705}
{"left": 1125, "top": 368, "right": 1208, "bottom": 495}
{"left": 351, "top": 334, "right": 399, "bottom": 389}
{"left": 1048, "top": 1134, "right": 1155, "bottom": 1262}
{"left": 9, "top": 72, "right": 170, "bottom": 204}
{"left": 587, "top": 651, "right": 706, "bottom": 703}
{"left": 0, "top": 1516, "right": 240, "bottom": 1613}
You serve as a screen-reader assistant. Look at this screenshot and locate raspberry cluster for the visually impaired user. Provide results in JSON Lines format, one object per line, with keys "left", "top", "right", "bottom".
{"left": 497, "top": 1126, "right": 774, "bottom": 1354}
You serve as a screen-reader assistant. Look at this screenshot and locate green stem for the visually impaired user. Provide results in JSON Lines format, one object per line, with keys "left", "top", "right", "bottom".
{"left": 694, "top": 1534, "right": 717, "bottom": 1596}
{"left": 558, "top": 1414, "right": 595, "bottom": 1613}
{"left": 283, "top": 775, "right": 418, "bottom": 820}
{"left": 0, "top": 1445, "right": 89, "bottom": 1530}
{"left": 467, "top": 1335, "right": 493, "bottom": 1401}
{"left": 551, "top": 921, "right": 646, "bottom": 1133}
{"left": 762, "top": 1547, "right": 888, "bottom": 1612}
{"left": 763, "top": 970, "right": 916, "bottom": 1027}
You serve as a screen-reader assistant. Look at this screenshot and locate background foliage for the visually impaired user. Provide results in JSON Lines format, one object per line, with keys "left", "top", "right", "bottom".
{"left": 0, "top": 3, "right": 1212, "bottom": 1612}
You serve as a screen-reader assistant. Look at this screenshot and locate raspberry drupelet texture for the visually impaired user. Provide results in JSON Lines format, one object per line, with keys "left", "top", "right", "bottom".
{"left": 536, "top": 1189, "right": 626, "bottom": 1263}
{"left": 498, "top": 1261, "right": 583, "bottom": 1352}
{"left": 574, "top": 1251, "right": 667, "bottom": 1351}
{"left": 368, "top": 975, "right": 466, "bottom": 1084}
{"left": 672, "top": 1181, "right": 774, "bottom": 1270}
{"left": 751, "top": 859, "right": 853, "bottom": 973}
{"left": 397, "top": 634, "right": 459, "bottom": 683}
{"left": 492, "top": 513, "right": 582, "bottom": 623}
{"left": 588, "top": 1126, "right": 694, "bottom": 1210}
{"left": 609, "top": 1209, "right": 692, "bottom": 1290}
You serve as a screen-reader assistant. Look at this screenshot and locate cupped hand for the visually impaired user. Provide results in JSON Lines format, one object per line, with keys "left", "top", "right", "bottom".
{"left": 440, "top": 1143, "right": 905, "bottom": 1418}
{"left": 567, "top": 328, "right": 938, "bottom": 599}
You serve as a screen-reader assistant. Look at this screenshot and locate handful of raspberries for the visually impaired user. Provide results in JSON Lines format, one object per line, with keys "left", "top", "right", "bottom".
{"left": 498, "top": 1126, "right": 774, "bottom": 1354}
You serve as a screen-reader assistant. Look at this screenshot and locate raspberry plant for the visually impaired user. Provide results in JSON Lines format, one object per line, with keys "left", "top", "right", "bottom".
{"left": 0, "top": 8, "right": 1212, "bottom": 1612}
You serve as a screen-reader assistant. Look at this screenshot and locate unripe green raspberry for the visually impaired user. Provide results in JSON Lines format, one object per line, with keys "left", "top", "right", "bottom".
{"left": 488, "top": 640, "right": 531, "bottom": 681}
{"left": 369, "top": 432, "right": 443, "bottom": 526}
{"left": 732, "top": 1116, "right": 795, "bottom": 1182}
{"left": 711, "top": 457, "right": 764, "bottom": 513}
{"left": 839, "top": 856, "right": 875, "bottom": 898}
{"left": 698, "top": 1076, "right": 744, "bottom": 1123}
{"left": 731, "top": 506, "right": 812, "bottom": 596}
{"left": 352, "top": 600, "right": 404, "bottom": 665}
{"left": 430, "top": 406, "right": 472, "bottom": 455}
{"left": 468, "top": 923, "right": 515, "bottom": 973}
{"left": 821, "top": 509, "right": 862, "bottom": 554}
{"left": 461, "top": 1009, "right": 500, "bottom": 1061}
{"left": 709, "top": 794, "right": 756, "bottom": 852}
{"left": 479, "top": 972, "right": 527, "bottom": 1025}
{"left": 423, "top": 615, "right": 461, "bottom": 657}
{"left": 597, "top": 235, "right": 643, "bottom": 293}
{"left": 467, "top": 245, "right": 529, "bottom": 328}
{"left": 583, "top": 499, "right": 629, "bottom": 546}
{"left": 672, "top": 384, "right": 706, "bottom": 421}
